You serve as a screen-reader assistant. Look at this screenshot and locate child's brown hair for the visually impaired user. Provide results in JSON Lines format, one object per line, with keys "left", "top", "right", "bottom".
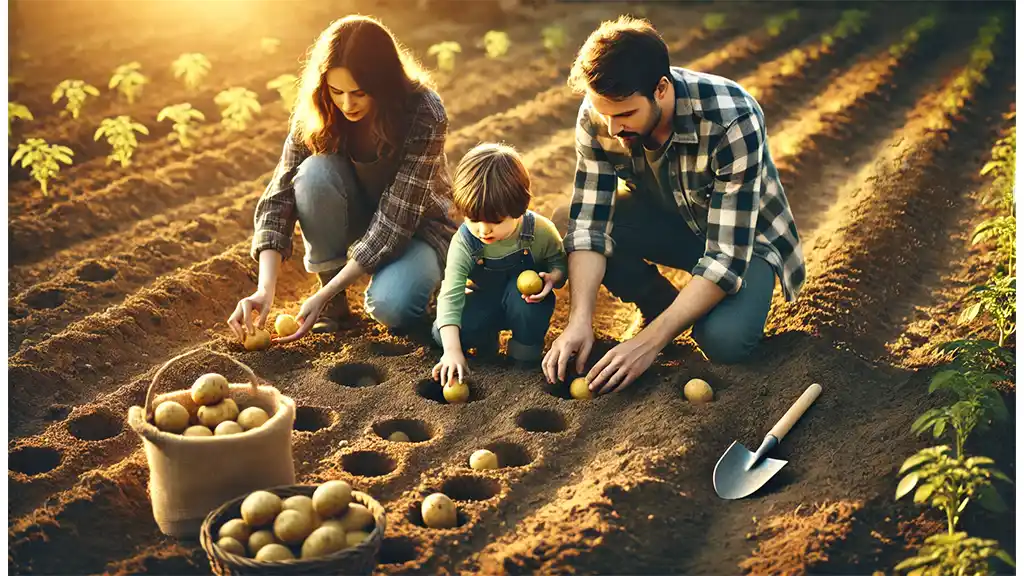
{"left": 452, "top": 143, "right": 532, "bottom": 223}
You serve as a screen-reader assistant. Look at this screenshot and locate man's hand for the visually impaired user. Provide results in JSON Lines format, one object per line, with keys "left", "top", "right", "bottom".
{"left": 586, "top": 328, "right": 664, "bottom": 395}
{"left": 274, "top": 290, "right": 331, "bottom": 343}
{"left": 523, "top": 269, "right": 563, "bottom": 304}
{"left": 542, "top": 320, "right": 594, "bottom": 384}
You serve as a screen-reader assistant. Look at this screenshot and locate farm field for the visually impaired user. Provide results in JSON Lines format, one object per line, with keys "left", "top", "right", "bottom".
{"left": 7, "top": 0, "right": 1017, "bottom": 574}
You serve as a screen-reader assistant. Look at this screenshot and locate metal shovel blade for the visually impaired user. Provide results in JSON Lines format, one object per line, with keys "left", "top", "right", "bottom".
{"left": 713, "top": 440, "right": 788, "bottom": 499}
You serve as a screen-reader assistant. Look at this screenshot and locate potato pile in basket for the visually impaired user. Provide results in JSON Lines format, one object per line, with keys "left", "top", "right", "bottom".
{"left": 216, "top": 481, "right": 375, "bottom": 561}
{"left": 152, "top": 373, "right": 270, "bottom": 436}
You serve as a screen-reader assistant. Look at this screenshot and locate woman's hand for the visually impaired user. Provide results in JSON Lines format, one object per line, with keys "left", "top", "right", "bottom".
{"left": 524, "top": 269, "right": 563, "bottom": 303}
{"left": 432, "top": 350, "right": 470, "bottom": 388}
{"left": 228, "top": 287, "right": 274, "bottom": 342}
{"left": 274, "top": 290, "right": 331, "bottom": 344}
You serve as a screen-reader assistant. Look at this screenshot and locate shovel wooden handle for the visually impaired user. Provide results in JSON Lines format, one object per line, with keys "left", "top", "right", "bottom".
{"left": 768, "top": 383, "right": 821, "bottom": 442}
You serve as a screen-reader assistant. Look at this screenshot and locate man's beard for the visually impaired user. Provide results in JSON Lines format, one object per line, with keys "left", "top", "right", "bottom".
{"left": 615, "top": 99, "right": 662, "bottom": 148}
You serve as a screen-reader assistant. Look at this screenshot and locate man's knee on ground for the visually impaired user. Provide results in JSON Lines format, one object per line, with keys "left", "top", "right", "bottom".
{"left": 691, "top": 318, "right": 761, "bottom": 365}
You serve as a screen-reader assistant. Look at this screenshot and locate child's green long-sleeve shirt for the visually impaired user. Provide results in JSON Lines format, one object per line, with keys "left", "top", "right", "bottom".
{"left": 436, "top": 214, "right": 568, "bottom": 329}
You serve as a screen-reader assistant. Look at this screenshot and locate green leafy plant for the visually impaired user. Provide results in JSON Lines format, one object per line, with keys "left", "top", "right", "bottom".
{"left": 975, "top": 124, "right": 1015, "bottom": 275}
{"left": 10, "top": 138, "right": 74, "bottom": 196}
{"left": 266, "top": 74, "right": 299, "bottom": 111}
{"left": 427, "top": 41, "right": 462, "bottom": 73}
{"left": 939, "top": 17, "right": 1000, "bottom": 119}
{"left": 109, "top": 62, "right": 148, "bottom": 104}
{"left": 912, "top": 368, "right": 1009, "bottom": 459}
{"left": 765, "top": 9, "right": 800, "bottom": 37}
{"left": 214, "top": 87, "right": 261, "bottom": 131}
{"left": 890, "top": 13, "right": 939, "bottom": 58}
{"left": 958, "top": 273, "right": 1015, "bottom": 347}
{"left": 701, "top": 13, "right": 727, "bottom": 31}
{"left": 822, "top": 9, "right": 869, "bottom": 47}
{"left": 897, "top": 446, "right": 1011, "bottom": 534}
{"left": 8, "top": 102, "right": 33, "bottom": 135}
{"left": 895, "top": 531, "right": 1015, "bottom": 575}
{"left": 260, "top": 37, "right": 280, "bottom": 55}
{"left": 483, "top": 30, "right": 511, "bottom": 59}
{"left": 157, "top": 103, "right": 205, "bottom": 149}
{"left": 542, "top": 25, "right": 567, "bottom": 52}
{"left": 52, "top": 79, "right": 101, "bottom": 119}
{"left": 171, "top": 53, "right": 212, "bottom": 91}
{"left": 934, "top": 339, "right": 1015, "bottom": 379}
{"left": 94, "top": 115, "right": 149, "bottom": 167}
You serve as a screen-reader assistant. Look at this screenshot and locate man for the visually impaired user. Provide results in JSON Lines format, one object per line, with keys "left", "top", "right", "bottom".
{"left": 544, "top": 16, "right": 805, "bottom": 394}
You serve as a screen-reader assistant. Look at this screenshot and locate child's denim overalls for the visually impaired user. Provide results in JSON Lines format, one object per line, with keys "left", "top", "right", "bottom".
{"left": 432, "top": 210, "right": 556, "bottom": 361}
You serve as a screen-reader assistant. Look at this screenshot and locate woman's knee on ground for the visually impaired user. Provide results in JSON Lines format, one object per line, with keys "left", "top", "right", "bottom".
{"left": 691, "top": 316, "right": 763, "bottom": 365}
{"left": 294, "top": 155, "right": 351, "bottom": 204}
{"left": 366, "top": 286, "right": 427, "bottom": 329}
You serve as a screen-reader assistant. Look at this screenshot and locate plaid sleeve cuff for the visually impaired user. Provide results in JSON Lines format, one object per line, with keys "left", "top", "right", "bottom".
{"left": 250, "top": 228, "right": 293, "bottom": 262}
{"left": 692, "top": 254, "right": 743, "bottom": 295}
{"left": 563, "top": 228, "right": 614, "bottom": 257}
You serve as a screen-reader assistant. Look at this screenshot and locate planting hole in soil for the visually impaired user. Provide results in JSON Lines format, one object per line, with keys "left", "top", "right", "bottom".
{"left": 544, "top": 379, "right": 575, "bottom": 400}
{"left": 515, "top": 408, "right": 567, "bottom": 433}
{"left": 415, "top": 378, "right": 483, "bottom": 404}
{"left": 294, "top": 406, "right": 333, "bottom": 432}
{"left": 407, "top": 501, "right": 470, "bottom": 529}
{"left": 183, "top": 225, "right": 214, "bottom": 244}
{"left": 440, "top": 475, "right": 501, "bottom": 502}
{"left": 44, "top": 404, "right": 72, "bottom": 421}
{"left": 372, "top": 418, "right": 434, "bottom": 442}
{"left": 368, "top": 341, "right": 414, "bottom": 357}
{"left": 67, "top": 408, "right": 123, "bottom": 441}
{"left": 9, "top": 445, "right": 62, "bottom": 476}
{"left": 24, "top": 288, "right": 67, "bottom": 310}
{"left": 77, "top": 262, "right": 117, "bottom": 282}
{"left": 482, "top": 440, "right": 534, "bottom": 468}
{"left": 379, "top": 536, "right": 421, "bottom": 565}
{"left": 328, "top": 363, "right": 385, "bottom": 388}
{"left": 342, "top": 450, "right": 397, "bottom": 477}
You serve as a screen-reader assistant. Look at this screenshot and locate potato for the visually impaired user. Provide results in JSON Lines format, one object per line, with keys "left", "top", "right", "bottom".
{"left": 338, "top": 503, "right": 374, "bottom": 532}
{"left": 570, "top": 377, "right": 593, "bottom": 400}
{"left": 421, "top": 493, "right": 457, "bottom": 529}
{"left": 443, "top": 381, "right": 470, "bottom": 404}
{"left": 237, "top": 406, "right": 270, "bottom": 430}
{"left": 516, "top": 270, "right": 543, "bottom": 296}
{"left": 312, "top": 480, "right": 352, "bottom": 518}
{"left": 388, "top": 430, "right": 410, "bottom": 442}
{"left": 301, "top": 525, "right": 348, "bottom": 559}
{"left": 274, "top": 314, "right": 299, "bottom": 337}
{"left": 183, "top": 425, "right": 213, "bottom": 437}
{"left": 346, "top": 531, "right": 370, "bottom": 547}
{"left": 219, "top": 518, "right": 251, "bottom": 543}
{"left": 470, "top": 449, "right": 498, "bottom": 470}
{"left": 198, "top": 398, "right": 239, "bottom": 428}
{"left": 683, "top": 378, "right": 713, "bottom": 404}
{"left": 247, "top": 530, "right": 278, "bottom": 556}
{"left": 244, "top": 328, "right": 272, "bottom": 351}
{"left": 215, "top": 420, "right": 244, "bottom": 436}
{"left": 241, "top": 491, "right": 282, "bottom": 527}
{"left": 254, "top": 543, "right": 294, "bottom": 561}
{"left": 281, "top": 495, "right": 320, "bottom": 527}
{"left": 217, "top": 536, "right": 247, "bottom": 557}
{"left": 190, "top": 373, "right": 229, "bottom": 406}
{"left": 154, "top": 401, "right": 190, "bottom": 433}
{"left": 273, "top": 509, "right": 316, "bottom": 545}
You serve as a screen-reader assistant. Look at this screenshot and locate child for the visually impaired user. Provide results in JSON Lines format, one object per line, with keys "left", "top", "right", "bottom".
{"left": 431, "top": 143, "right": 568, "bottom": 387}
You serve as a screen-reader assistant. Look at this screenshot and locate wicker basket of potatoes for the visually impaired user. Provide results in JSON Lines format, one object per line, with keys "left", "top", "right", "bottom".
{"left": 200, "top": 480, "right": 385, "bottom": 575}
{"left": 127, "top": 347, "right": 296, "bottom": 538}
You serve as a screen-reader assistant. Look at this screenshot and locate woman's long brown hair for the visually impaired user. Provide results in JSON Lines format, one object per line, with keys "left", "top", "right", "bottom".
{"left": 292, "top": 15, "right": 434, "bottom": 157}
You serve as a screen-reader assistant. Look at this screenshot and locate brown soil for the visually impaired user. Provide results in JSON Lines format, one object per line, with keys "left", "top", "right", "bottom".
{"left": 8, "top": 2, "right": 1016, "bottom": 575}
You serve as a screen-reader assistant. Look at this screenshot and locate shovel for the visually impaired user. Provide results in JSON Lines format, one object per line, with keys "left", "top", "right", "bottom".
{"left": 713, "top": 383, "right": 822, "bottom": 499}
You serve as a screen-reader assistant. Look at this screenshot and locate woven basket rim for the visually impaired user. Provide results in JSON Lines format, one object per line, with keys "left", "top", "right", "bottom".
{"left": 200, "top": 484, "right": 385, "bottom": 569}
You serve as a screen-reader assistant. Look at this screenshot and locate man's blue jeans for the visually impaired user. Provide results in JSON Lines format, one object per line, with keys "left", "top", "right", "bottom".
{"left": 293, "top": 154, "right": 441, "bottom": 330}
{"left": 554, "top": 190, "right": 776, "bottom": 364}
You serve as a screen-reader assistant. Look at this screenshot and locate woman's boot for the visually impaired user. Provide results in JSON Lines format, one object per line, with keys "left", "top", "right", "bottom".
{"left": 312, "top": 270, "right": 350, "bottom": 333}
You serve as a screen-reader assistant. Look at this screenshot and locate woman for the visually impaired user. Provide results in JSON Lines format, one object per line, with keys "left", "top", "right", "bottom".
{"left": 228, "top": 15, "right": 457, "bottom": 343}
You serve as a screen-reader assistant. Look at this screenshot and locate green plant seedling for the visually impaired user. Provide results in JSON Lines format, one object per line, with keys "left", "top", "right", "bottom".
{"left": 171, "top": 53, "right": 212, "bottom": 91}
{"left": 427, "top": 41, "right": 462, "bottom": 73}
{"left": 52, "top": 79, "right": 101, "bottom": 119}
{"left": 94, "top": 115, "right": 149, "bottom": 167}
{"left": 109, "top": 62, "right": 148, "bottom": 104}
{"left": 157, "top": 103, "right": 205, "bottom": 149}
{"left": 8, "top": 102, "right": 33, "bottom": 135}
{"left": 214, "top": 87, "right": 261, "bottom": 131}
{"left": 483, "top": 30, "right": 510, "bottom": 59}
{"left": 266, "top": 74, "right": 299, "bottom": 111}
{"left": 894, "top": 531, "right": 1015, "bottom": 575}
{"left": 11, "top": 138, "right": 74, "bottom": 196}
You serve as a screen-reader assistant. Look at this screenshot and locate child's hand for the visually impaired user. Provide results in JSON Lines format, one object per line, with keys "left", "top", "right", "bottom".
{"left": 523, "top": 269, "right": 563, "bottom": 303}
{"left": 432, "top": 350, "right": 470, "bottom": 387}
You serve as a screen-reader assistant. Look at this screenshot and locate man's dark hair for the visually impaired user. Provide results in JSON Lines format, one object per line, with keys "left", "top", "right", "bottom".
{"left": 567, "top": 16, "right": 670, "bottom": 100}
